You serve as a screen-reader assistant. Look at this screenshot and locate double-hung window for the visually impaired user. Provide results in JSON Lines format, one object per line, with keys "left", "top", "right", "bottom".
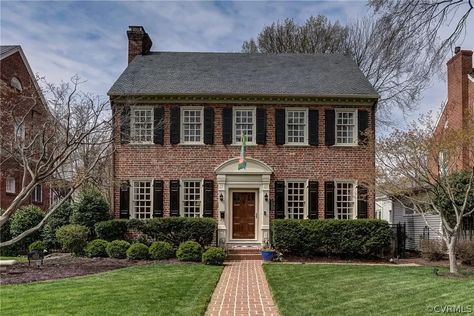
{"left": 131, "top": 180, "right": 152, "bottom": 219}
{"left": 31, "top": 184, "right": 42, "bottom": 203}
{"left": 182, "top": 180, "right": 202, "bottom": 217}
{"left": 286, "top": 109, "right": 308, "bottom": 144}
{"left": 130, "top": 107, "right": 153, "bottom": 144}
{"left": 181, "top": 107, "right": 203, "bottom": 144}
{"left": 234, "top": 107, "right": 255, "bottom": 144}
{"left": 286, "top": 181, "right": 306, "bottom": 219}
{"left": 6, "top": 177, "right": 15, "bottom": 193}
{"left": 335, "top": 110, "right": 357, "bottom": 145}
{"left": 335, "top": 181, "right": 355, "bottom": 219}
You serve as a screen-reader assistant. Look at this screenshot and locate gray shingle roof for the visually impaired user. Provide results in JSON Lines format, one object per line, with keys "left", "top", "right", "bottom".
{"left": 0, "top": 45, "right": 21, "bottom": 58}
{"left": 108, "top": 52, "right": 378, "bottom": 98}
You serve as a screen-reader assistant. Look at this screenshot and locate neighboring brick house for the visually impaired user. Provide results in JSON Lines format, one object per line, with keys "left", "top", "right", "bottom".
{"left": 432, "top": 47, "right": 474, "bottom": 175}
{"left": 0, "top": 45, "right": 51, "bottom": 211}
{"left": 108, "top": 26, "right": 378, "bottom": 246}
{"left": 377, "top": 48, "right": 474, "bottom": 248}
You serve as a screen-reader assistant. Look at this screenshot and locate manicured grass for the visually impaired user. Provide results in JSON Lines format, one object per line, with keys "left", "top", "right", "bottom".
{"left": 0, "top": 256, "right": 27, "bottom": 263}
{"left": 1, "top": 263, "right": 223, "bottom": 316}
{"left": 264, "top": 264, "right": 474, "bottom": 316}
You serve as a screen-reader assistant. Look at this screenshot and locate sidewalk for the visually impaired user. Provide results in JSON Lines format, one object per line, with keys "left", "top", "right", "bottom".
{"left": 206, "top": 260, "right": 279, "bottom": 316}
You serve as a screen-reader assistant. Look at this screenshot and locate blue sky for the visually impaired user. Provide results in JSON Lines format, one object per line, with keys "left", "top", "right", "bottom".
{"left": 1, "top": 1, "right": 473, "bottom": 128}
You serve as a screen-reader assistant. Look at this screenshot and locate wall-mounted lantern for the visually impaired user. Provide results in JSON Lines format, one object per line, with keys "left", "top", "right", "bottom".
{"left": 219, "top": 193, "right": 224, "bottom": 202}
{"left": 264, "top": 193, "right": 269, "bottom": 202}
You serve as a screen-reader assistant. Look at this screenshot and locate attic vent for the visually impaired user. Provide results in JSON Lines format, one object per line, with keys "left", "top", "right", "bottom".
{"left": 10, "top": 77, "right": 22, "bottom": 91}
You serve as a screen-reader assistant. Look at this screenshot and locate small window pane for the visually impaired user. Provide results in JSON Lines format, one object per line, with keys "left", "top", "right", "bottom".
{"left": 335, "top": 182, "right": 354, "bottom": 219}
{"left": 336, "top": 111, "right": 355, "bottom": 145}
{"left": 132, "top": 181, "right": 152, "bottom": 219}
{"left": 234, "top": 109, "right": 255, "bottom": 143}
{"left": 31, "top": 184, "right": 42, "bottom": 203}
{"left": 287, "top": 181, "right": 305, "bottom": 219}
{"left": 131, "top": 108, "right": 153, "bottom": 143}
{"left": 183, "top": 180, "right": 201, "bottom": 217}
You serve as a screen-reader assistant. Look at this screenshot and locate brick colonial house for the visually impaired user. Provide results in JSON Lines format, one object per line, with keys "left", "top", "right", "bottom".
{"left": 0, "top": 45, "right": 51, "bottom": 211}
{"left": 108, "top": 26, "right": 378, "bottom": 246}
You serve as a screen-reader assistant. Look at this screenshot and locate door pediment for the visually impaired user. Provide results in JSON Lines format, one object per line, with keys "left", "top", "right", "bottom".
{"left": 215, "top": 157, "right": 273, "bottom": 175}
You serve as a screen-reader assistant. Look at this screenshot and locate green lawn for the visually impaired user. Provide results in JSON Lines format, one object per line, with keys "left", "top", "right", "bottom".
{"left": 1, "top": 263, "right": 223, "bottom": 316}
{"left": 264, "top": 264, "right": 474, "bottom": 316}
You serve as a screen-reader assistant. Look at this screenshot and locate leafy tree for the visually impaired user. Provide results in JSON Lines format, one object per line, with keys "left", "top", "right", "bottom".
{"left": 10, "top": 205, "right": 44, "bottom": 253}
{"left": 71, "top": 187, "right": 110, "bottom": 237}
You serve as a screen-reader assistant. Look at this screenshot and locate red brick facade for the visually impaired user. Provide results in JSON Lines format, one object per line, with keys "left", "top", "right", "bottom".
{"left": 432, "top": 48, "right": 474, "bottom": 174}
{"left": 0, "top": 47, "right": 51, "bottom": 211}
{"left": 112, "top": 103, "right": 376, "bottom": 220}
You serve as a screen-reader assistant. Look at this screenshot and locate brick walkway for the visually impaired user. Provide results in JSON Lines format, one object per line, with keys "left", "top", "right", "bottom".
{"left": 206, "top": 260, "right": 279, "bottom": 316}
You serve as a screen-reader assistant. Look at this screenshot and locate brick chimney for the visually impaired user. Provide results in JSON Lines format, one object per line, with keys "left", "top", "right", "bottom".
{"left": 127, "top": 26, "right": 153, "bottom": 64}
{"left": 446, "top": 48, "right": 473, "bottom": 122}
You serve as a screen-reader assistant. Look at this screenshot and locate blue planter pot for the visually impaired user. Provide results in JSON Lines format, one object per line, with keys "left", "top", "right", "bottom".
{"left": 261, "top": 250, "right": 274, "bottom": 262}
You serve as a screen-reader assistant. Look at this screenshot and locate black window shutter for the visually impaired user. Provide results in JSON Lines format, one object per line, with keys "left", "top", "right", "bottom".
{"left": 256, "top": 108, "right": 267, "bottom": 145}
{"left": 203, "top": 180, "right": 214, "bottom": 217}
{"left": 170, "top": 107, "right": 180, "bottom": 144}
{"left": 119, "top": 181, "right": 130, "bottom": 219}
{"left": 325, "top": 110, "right": 335, "bottom": 146}
{"left": 222, "top": 108, "right": 233, "bottom": 144}
{"left": 153, "top": 180, "right": 164, "bottom": 217}
{"left": 357, "top": 185, "right": 368, "bottom": 219}
{"left": 275, "top": 109, "right": 285, "bottom": 145}
{"left": 120, "top": 106, "right": 130, "bottom": 144}
{"left": 204, "top": 107, "right": 214, "bottom": 145}
{"left": 275, "top": 181, "right": 285, "bottom": 219}
{"left": 358, "top": 110, "right": 369, "bottom": 145}
{"left": 308, "top": 110, "right": 319, "bottom": 146}
{"left": 169, "top": 180, "right": 180, "bottom": 216}
{"left": 154, "top": 107, "right": 164, "bottom": 145}
{"left": 324, "top": 181, "right": 335, "bottom": 219}
{"left": 308, "top": 181, "right": 319, "bottom": 219}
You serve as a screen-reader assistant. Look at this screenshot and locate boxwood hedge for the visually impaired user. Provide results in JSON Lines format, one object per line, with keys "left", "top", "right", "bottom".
{"left": 272, "top": 219, "right": 392, "bottom": 258}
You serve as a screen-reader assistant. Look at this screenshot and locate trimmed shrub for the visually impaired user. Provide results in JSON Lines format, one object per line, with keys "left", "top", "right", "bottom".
{"left": 126, "top": 243, "right": 149, "bottom": 260}
{"left": 456, "top": 240, "right": 474, "bottom": 265}
{"left": 28, "top": 240, "right": 46, "bottom": 253}
{"left": 71, "top": 187, "right": 110, "bottom": 237}
{"left": 127, "top": 218, "right": 146, "bottom": 232}
{"left": 272, "top": 219, "right": 392, "bottom": 258}
{"left": 149, "top": 241, "right": 174, "bottom": 260}
{"left": 176, "top": 241, "right": 203, "bottom": 262}
{"left": 143, "top": 217, "right": 216, "bottom": 247}
{"left": 95, "top": 220, "right": 128, "bottom": 241}
{"left": 0, "top": 208, "right": 18, "bottom": 256}
{"left": 202, "top": 247, "right": 225, "bottom": 265}
{"left": 107, "top": 240, "right": 130, "bottom": 259}
{"left": 10, "top": 205, "right": 44, "bottom": 253}
{"left": 85, "top": 239, "right": 109, "bottom": 258}
{"left": 420, "top": 239, "right": 446, "bottom": 261}
{"left": 56, "top": 224, "right": 89, "bottom": 256}
{"left": 135, "top": 234, "right": 153, "bottom": 246}
{"left": 42, "top": 201, "right": 73, "bottom": 250}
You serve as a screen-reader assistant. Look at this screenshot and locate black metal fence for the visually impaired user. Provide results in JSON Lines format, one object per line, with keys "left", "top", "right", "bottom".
{"left": 390, "top": 223, "right": 406, "bottom": 258}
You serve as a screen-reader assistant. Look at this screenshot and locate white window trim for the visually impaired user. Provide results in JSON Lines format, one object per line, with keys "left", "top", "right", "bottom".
{"left": 130, "top": 179, "right": 154, "bottom": 219}
{"left": 6, "top": 176, "right": 16, "bottom": 194}
{"left": 334, "top": 109, "right": 358, "bottom": 146}
{"left": 130, "top": 106, "right": 154, "bottom": 145}
{"left": 334, "top": 180, "right": 357, "bottom": 219}
{"left": 285, "top": 179, "right": 308, "bottom": 219}
{"left": 233, "top": 106, "right": 256, "bottom": 145}
{"left": 32, "top": 184, "right": 43, "bottom": 203}
{"left": 180, "top": 106, "right": 204, "bottom": 145}
{"left": 180, "top": 179, "right": 204, "bottom": 217}
{"left": 285, "top": 108, "right": 308, "bottom": 145}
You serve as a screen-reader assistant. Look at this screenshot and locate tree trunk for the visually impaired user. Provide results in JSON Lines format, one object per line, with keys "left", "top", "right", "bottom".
{"left": 447, "top": 237, "right": 458, "bottom": 275}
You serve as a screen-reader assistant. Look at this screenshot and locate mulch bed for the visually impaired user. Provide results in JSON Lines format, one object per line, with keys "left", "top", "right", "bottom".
{"left": 0, "top": 254, "right": 156, "bottom": 285}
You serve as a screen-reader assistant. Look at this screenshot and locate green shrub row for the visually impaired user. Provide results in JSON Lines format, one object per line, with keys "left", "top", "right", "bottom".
{"left": 272, "top": 219, "right": 392, "bottom": 258}
{"left": 80, "top": 239, "right": 225, "bottom": 264}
